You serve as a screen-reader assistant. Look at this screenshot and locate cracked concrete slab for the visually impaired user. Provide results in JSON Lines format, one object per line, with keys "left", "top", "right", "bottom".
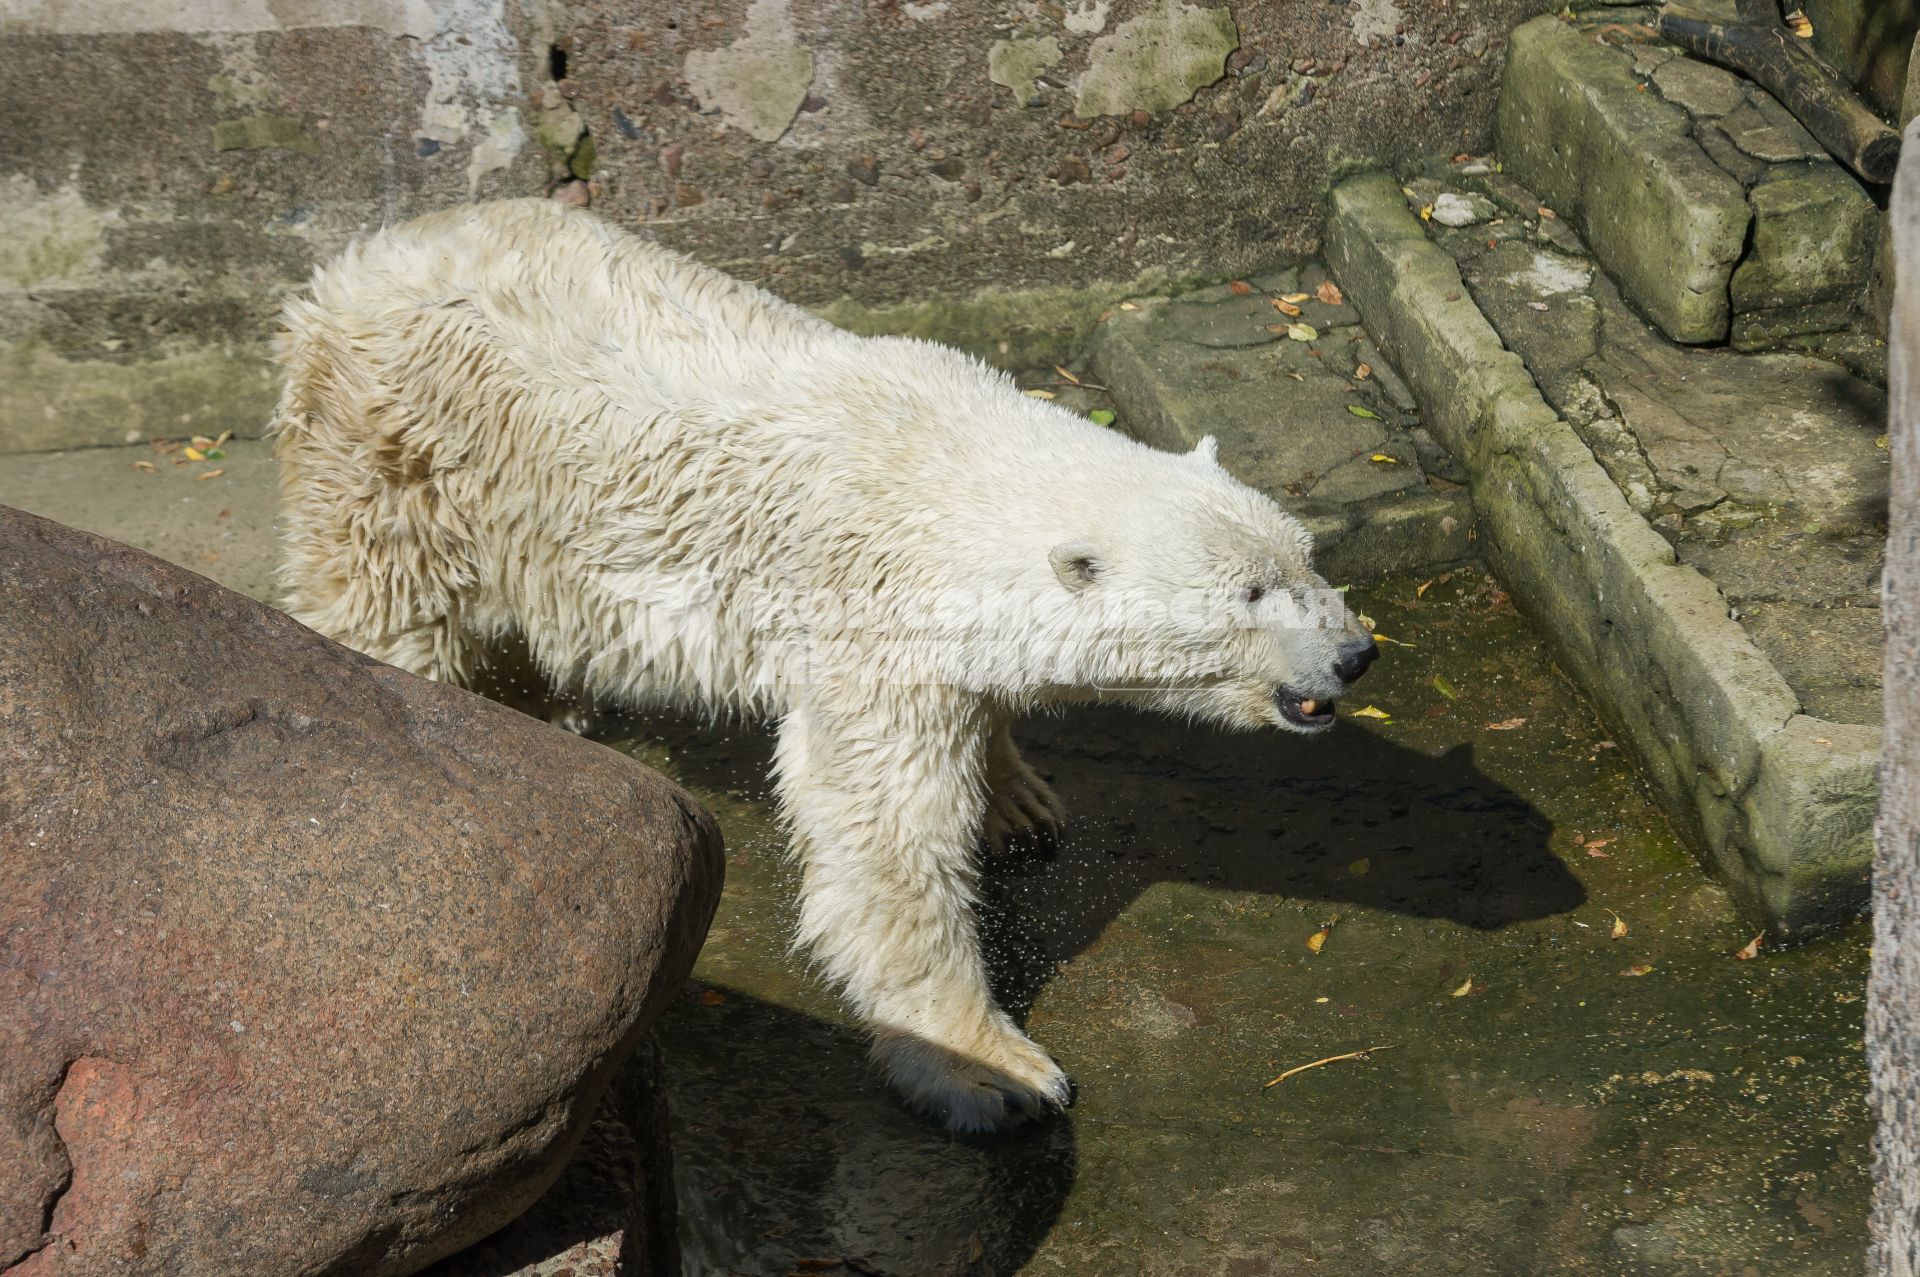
{"left": 1090, "top": 271, "right": 1473, "bottom": 581}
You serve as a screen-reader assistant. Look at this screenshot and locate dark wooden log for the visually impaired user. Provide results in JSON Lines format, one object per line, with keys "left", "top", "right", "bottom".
{"left": 1871, "top": 113, "right": 1920, "bottom": 1277}
{"left": 1656, "top": 4, "right": 1902, "bottom": 183}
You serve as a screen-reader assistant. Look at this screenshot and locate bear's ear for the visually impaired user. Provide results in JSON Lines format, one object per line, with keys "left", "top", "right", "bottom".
{"left": 1190, "top": 435, "right": 1221, "bottom": 468}
{"left": 1049, "top": 540, "right": 1104, "bottom": 592}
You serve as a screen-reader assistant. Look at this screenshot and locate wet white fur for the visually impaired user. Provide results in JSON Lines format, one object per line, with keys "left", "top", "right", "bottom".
{"left": 272, "top": 199, "right": 1365, "bottom": 1132}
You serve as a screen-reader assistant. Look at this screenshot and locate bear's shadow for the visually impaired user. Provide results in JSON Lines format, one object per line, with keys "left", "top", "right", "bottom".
{"left": 977, "top": 706, "right": 1584, "bottom": 1015}
{"left": 616, "top": 701, "right": 1583, "bottom": 1005}
{"left": 469, "top": 696, "right": 1585, "bottom": 1275}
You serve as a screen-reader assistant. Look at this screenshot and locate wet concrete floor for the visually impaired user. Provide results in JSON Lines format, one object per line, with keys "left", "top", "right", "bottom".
{"left": 598, "top": 565, "right": 1870, "bottom": 1276}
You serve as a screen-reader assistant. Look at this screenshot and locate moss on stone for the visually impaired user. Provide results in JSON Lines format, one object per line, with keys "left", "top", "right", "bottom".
{"left": 211, "top": 115, "right": 319, "bottom": 154}
{"left": 0, "top": 177, "right": 102, "bottom": 288}
{"left": 987, "top": 35, "right": 1063, "bottom": 108}
{"left": 811, "top": 267, "right": 1193, "bottom": 369}
{"left": 1074, "top": 0, "right": 1238, "bottom": 118}
{"left": 0, "top": 338, "right": 280, "bottom": 453}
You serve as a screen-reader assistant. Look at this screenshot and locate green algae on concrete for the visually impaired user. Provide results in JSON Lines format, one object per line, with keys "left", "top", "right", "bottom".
{"left": 211, "top": 113, "right": 320, "bottom": 153}
{"left": 811, "top": 267, "right": 1191, "bottom": 372}
{"left": 1498, "top": 16, "right": 1750, "bottom": 344}
{"left": 1072, "top": 0, "right": 1239, "bottom": 118}
{"left": 988, "top": 35, "right": 1064, "bottom": 108}
{"left": 0, "top": 175, "right": 103, "bottom": 288}
{"left": 0, "top": 338, "right": 280, "bottom": 454}
{"left": 1324, "top": 170, "right": 1876, "bottom": 935}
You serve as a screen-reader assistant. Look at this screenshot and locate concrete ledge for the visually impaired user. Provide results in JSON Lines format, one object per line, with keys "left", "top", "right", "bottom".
{"left": 0, "top": 338, "right": 278, "bottom": 453}
{"left": 1326, "top": 170, "right": 1875, "bottom": 934}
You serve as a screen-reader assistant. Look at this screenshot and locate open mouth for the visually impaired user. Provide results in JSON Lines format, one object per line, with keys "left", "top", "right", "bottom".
{"left": 1277, "top": 688, "right": 1337, "bottom": 729}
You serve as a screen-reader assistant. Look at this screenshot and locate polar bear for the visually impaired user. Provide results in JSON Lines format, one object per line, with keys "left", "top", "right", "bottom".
{"left": 271, "top": 199, "right": 1380, "bottom": 1132}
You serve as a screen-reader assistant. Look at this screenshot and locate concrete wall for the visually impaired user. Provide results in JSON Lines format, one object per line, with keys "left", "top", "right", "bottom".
{"left": 0, "top": 0, "right": 1557, "bottom": 450}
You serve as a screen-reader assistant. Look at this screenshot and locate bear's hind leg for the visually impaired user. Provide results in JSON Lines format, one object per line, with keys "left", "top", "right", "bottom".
{"left": 982, "top": 713, "right": 1065, "bottom": 853}
{"left": 775, "top": 689, "right": 1072, "bottom": 1133}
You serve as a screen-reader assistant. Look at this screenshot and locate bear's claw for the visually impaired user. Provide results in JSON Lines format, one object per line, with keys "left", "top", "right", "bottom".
{"left": 983, "top": 765, "right": 1066, "bottom": 855}
{"left": 878, "top": 1029, "right": 1074, "bottom": 1134}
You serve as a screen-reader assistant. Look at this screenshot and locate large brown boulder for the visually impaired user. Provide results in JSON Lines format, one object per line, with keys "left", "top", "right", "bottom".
{"left": 0, "top": 506, "right": 724, "bottom": 1277}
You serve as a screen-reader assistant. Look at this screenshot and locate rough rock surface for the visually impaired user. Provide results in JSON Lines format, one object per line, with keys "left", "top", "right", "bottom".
{"left": 0, "top": 506, "right": 724, "bottom": 1276}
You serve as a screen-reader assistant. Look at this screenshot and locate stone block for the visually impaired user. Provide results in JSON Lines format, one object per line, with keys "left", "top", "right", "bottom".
{"left": 1729, "top": 167, "right": 1877, "bottom": 344}
{"left": 1498, "top": 17, "right": 1751, "bottom": 344}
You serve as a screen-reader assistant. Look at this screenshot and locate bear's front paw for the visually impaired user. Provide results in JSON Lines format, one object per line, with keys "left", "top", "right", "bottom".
{"left": 983, "top": 764, "right": 1065, "bottom": 855}
{"left": 878, "top": 1028, "right": 1074, "bottom": 1134}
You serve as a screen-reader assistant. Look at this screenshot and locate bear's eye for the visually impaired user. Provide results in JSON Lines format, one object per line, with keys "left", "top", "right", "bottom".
{"left": 1244, "top": 585, "right": 1265, "bottom": 605}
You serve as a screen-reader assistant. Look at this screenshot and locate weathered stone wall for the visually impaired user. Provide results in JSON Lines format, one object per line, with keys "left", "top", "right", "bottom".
{"left": 0, "top": 0, "right": 1558, "bottom": 451}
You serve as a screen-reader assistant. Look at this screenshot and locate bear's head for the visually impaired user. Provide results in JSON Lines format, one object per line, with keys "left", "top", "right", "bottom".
{"left": 1040, "top": 435, "right": 1378, "bottom": 734}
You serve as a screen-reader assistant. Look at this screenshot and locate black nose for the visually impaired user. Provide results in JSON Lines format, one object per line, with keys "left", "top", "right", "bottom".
{"left": 1334, "top": 636, "right": 1379, "bottom": 685}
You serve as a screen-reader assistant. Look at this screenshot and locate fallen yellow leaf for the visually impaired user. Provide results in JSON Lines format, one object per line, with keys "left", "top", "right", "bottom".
{"left": 1054, "top": 365, "right": 1081, "bottom": 384}
{"left": 1023, "top": 388, "right": 1057, "bottom": 399}
{"left": 1537, "top": 205, "right": 1557, "bottom": 220}
{"left": 1485, "top": 717, "right": 1527, "bottom": 731}
{"left": 1419, "top": 203, "right": 1435, "bottom": 222}
{"left": 1608, "top": 910, "right": 1629, "bottom": 940}
{"left": 1306, "top": 926, "right": 1330, "bottom": 954}
{"left": 1734, "top": 933, "right": 1764, "bottom": 960}
{"left": 1451, "top": 978, "right": 1473, "bottom": 997}
{"left": 197, "top": 468, "right": 225, "bottom": 481}
{"left": 1281, "top": 292, "right": 1310, "bottom": 304}
{"left": 1286, "top": 322, "right": 1318, "bottom": 342}
{"left": 1785, "top": 8, "right": 1812, "bottom": 37}
{"left": 183, "top": 446, "right": 206, "bottom": 461}
{"left": 1350, "top": 705, "right": 1391, "bottom": 720}
{"left": 1621, "top": 964, "right": 1654, "bottom": 977}
{"left": 1355, "top": 362, "right": 1373, "bottom": 379}
{"left": 1272, "top": 298, "right": 1303, "bottom": 316}
{"left": 131, "top": 460, "right": 157, "bottom": 473}
{"left": 1118, "top": 301, "right": 1140, "bottom": 311}
{"left": 1369, "top": 453, "right": 1399, "bottom": 464}
{"left": 1416, "top": 578, "right": 1434, "bottom": 598}
{"left": 1316, "top": 280, "right": 1344, "bottom": 305}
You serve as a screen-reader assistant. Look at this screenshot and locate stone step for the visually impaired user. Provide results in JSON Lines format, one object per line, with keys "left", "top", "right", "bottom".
{"left": 1325, "top": 168, "right": 1878, "bottom": 938}
{"left": 1089, "top": 266, "right": 1475, "bottom": 582}
{"left": 1498, "top": 13, "right": 1881, "bottom": 354}
{"left": 1399, "top": 159, "right": 1889, "bottom": 729}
